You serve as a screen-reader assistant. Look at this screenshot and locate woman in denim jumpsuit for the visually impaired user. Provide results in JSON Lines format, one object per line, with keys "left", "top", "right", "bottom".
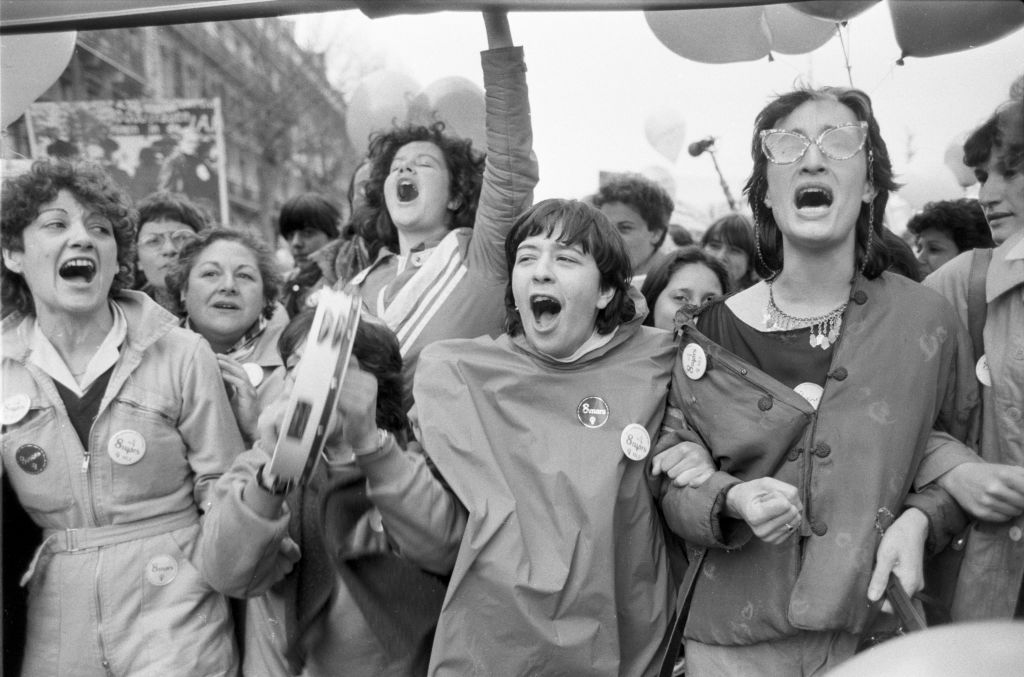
{"left": 1, "top": 159, "right": 243, "bottom": 675}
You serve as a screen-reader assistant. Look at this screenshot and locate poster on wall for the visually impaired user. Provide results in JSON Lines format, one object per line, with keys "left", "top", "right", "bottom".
{"left": 25, "top": 98, "right": 227, "bottom": 225}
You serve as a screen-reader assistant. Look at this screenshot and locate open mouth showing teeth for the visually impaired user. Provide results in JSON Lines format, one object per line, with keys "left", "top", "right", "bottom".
{"left": 530, "top": 295, "right": 562, "bottom": 327}
{"left": 795, "top": 187, "right": 833, "bottom": 209}
{"left": 212, "top": 301, "right": 240, "bottom": 310}
{"left": 397, "top": 179, "right": 418, "bottom": 202}
{"left": 59, "top": 258, "right": 96, "bottom": 282}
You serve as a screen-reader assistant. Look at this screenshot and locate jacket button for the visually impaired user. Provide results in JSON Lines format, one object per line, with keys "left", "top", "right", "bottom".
{"left": 787, "top": 448, "right": 802, "bottom": 462}
{"left": 814, "top": 442, "right": 832, "bottom": 458}
{"left": 758, "top": 395, "right": 773, "bottom": 411}
{"left": 811, "top": 522, "right": 828, "bottom": 536}
{"left": 1007, "top": 407, "right": 1022, "bottom": 422}
{"left": 828, "top": 367, "right": 848, "bottom": 381}
{"left": 852, "top": 290, "right": 868, "bottom": 305}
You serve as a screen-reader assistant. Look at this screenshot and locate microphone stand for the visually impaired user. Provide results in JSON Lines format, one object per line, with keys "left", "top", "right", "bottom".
{"left": 704, "top": 147, "right": 738, "bottom": 212}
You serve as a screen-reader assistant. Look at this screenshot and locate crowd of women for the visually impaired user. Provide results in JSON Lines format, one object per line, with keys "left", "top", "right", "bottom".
{"left": 2, "top": 10, "right": 1022, "bottom": 677}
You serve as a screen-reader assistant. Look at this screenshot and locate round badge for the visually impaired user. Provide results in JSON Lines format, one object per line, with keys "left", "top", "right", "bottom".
{"left": 976, "top": 355, "right": 992, "bottom": 387}
{"left": 1, "top": 394, "right": 31, "bottom": 426}
{"left": 681, "top": 343, "right": 707, "bottom": 380}
{"left": 577, "top": 396, "right": 610, "bottom": 429}
{"left": 145, "top": 554, "right": 178, "bottom": 586}
{"left": 620, "top": 423, "right": 651, "bottom": 461}
{"left": 794, "top": 382, "right": 824, "bottom": 410}
{"left": 108, "top": 430, "right": 146, "bottom": 466}
{"left": 15, "top": 444, "right": 47, "bottom": 474}
{"left": 242, "top": 362, "right": 264, "bottom": 387}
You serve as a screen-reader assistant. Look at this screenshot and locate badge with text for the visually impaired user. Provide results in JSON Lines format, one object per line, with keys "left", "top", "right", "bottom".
{"left": 145, "top": 554, "right": 178, "bottom": 586}
{"left": 620, "top": 423, "right": 651, "bottom": 461}
{"left": 108, "top": 430, "right": 146, "bottom": 465}
{"left": 15, "top": 444, "right": 47, "bottom": 474}
{"left": 1, "top": 394, "right": 31, "bottom": 425}
{"left": 794, "top": 382, "right": 824, "bottom": 410}
{"left": 976, "top": 355, "right": 992, "bottom": 387}
{"left": 682, "top": 343, "right": 707, "bottom": 380}
{"left": 577, "top": 396, "right": 610, "bottom": 429}
{"left": 243, "top": 362, "right": 264, "bottom": 387}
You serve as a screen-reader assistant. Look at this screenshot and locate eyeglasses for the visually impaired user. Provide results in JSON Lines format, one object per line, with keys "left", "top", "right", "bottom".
{"left": 139, "top": 229, "right": 197, "bottom": 250}
{"left": 760, "top": 121, "right": 869, "bottom": 164}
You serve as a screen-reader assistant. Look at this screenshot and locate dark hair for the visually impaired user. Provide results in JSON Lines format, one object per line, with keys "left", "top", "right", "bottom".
{"left": 640, "top": 245, "right": 730, "bottom": 327}
{"left": 905, "top": 198, "right": 994, "bottom": 253}
{"left": 744, "top": 86, "right": 899, "bottom": 280}
{"left": 668, "top": 223, "right": 694, "bottom": 247}
{"left": 278, "top": 192, "right": 340, "bottom": 240}
{"left": 592, "top": 173, "right": 674, "bottom": 249}
{"left": 166, "top": 227, "right": 282, "bottom": 320}
{"left": 278, "top": 311, "right": 408, "bottom": 435}
{"left": 503, "top": 199, "right": 634, "bottom": 337}
{"left": 351, "top": 121, "right": 485, "bottom": 253}
{"left": 881, "top": 228, "right": 923, "bottom": 283}
{"left": 137, "top": 191, "right": 209, "bottom": 235}
{"left": 1, "top": 159, "right": 136, "bottom": 316}
{"left": 700, "top": 212, "right": 758, "bottom": 290}
{"left": 964, "top": 99, "right": 1023, "bottom": 175}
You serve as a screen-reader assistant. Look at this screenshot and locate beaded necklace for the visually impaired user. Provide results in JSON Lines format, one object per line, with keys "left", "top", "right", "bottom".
{"left": 762, "top": 279, "right": 849, "bottom": 349}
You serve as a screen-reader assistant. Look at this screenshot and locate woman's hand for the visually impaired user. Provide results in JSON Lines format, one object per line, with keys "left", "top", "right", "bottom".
{"left": 867, "top": 507, "right": 929, "bottom": 607}
{"left": 217, "top": 354, "right": 260, "bottom": 444}
{"left": 651, "top": 441, "right": 715, "bottom": 488}
{"left": 724, "top": 478, "right": 803, "bottom": 544}
{"left": 323, "top": 358, "right": 380, "bottom": 460}
{"left": 937, "top": 462, "right": 1024, "bottom": 522}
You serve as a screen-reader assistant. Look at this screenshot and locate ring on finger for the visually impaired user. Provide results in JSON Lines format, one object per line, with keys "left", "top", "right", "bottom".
{"left": 784, "top": 522, "right": 796, "bottom": 533}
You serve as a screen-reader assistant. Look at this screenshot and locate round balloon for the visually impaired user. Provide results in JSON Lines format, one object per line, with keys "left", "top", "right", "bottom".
{"left": 644, "top": 107, "right": 687, "bottom": 163}
{"left": 943, "top": 135, "right": 976, "bottom": 188}
{"left": 891, "top": 0, "right": 1024, "bottom": 60}
{"left": 1, "top": 31, "right": 77, "bottom": 129}
{"left": 346, "top": 70, "right": 420, "bottom": 156}
{"left": 897, "top": 156, "right": 964, "bottom": 211}
{"left": 413, "top": 76, "right": 486, "bottom": 151}
{"left": 763, "top": 4, "right": 838, "bottom": 56}
{"left": 645, "top": 6, "right": 769, "bottom": 64}
{"left": 789, "top": 0, "right": 879, "bottom": 23}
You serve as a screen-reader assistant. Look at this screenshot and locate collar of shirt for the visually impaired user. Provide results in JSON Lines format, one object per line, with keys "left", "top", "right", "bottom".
{"left": 26, "top": 301, "right": 127, "bottom": 397}
{"left": 988, "top": 229, "right": 1024, "bottom": 303}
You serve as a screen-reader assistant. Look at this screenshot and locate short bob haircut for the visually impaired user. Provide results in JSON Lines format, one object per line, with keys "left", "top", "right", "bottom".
{"left": 1, "top": 159, "right": 136, "bottom": 317}
{"left": 136, "top": 190, "right": 210, "bottom": 235}
{"left": 640, "top": 245, "right": 730, "bottom": 327}
{"left": 352, "top": 121, "right": 485, "bottom": 254}
{"left": 166, "top": 227, "right": 283, "bottom": 320}
{"left": 591, "top": 173, "right": 674, "bottom": 249}
{"left": 700, "top": 212, "right": 758, "bottom": 291}
{"left": 964, "top": 99, "right": 1023, "bottom": 175}
{"left": 278, "top": 310, "right": 408, "bottom": 437}
{"left": 503, "top": 198, "right": 634, "bottom": 337}
{"left": 743, "top": 86, "right": 899, "bottom": 280}
{"left": 905, "top": 198, "right": 994, "bottom": 253}
{"left": 278, "top": 192, "right": 341, "bottom": 240}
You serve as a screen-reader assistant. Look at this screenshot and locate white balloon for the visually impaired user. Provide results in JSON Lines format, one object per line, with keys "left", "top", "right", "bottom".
{"left": 345, "top": 70, "right": 420, "bottom": 156}
{"left": 644, "top": 107, "right": 686, "bottom": 163}
{"left": 1, "top": 31, "right": 77, "bottom": 129}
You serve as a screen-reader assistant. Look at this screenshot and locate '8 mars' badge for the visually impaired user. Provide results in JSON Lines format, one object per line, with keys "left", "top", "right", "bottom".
{"left": 577, "top": 396, "right": 609, "bottom": 429}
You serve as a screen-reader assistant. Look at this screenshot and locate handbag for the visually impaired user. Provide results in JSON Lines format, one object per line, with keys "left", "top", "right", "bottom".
{"left": 856, "top": 572, "right": 929, "bottom": 651}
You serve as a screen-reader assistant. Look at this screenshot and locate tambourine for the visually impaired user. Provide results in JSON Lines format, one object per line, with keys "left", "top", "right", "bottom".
{"left": 267, "top": 288, "right": 361, "bottom": 484}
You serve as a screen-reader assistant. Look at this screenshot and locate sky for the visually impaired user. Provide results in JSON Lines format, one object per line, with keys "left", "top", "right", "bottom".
{"left": 294, "top": 3, "right": 1024, "bottom": 231}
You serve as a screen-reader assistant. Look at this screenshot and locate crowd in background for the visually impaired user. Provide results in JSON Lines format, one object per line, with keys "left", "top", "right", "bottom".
{"left": 2, "top": 10, "right": 1023, "bottom": 676}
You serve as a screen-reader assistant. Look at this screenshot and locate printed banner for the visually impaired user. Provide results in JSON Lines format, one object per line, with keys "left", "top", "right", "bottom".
{"left": 25, "top": 98, "right": 227, "bottom": 224}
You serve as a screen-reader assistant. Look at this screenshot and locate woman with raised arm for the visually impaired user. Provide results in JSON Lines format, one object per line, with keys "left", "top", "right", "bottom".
{"left": 346, "top": 10, "right": 538, "bottom": 411}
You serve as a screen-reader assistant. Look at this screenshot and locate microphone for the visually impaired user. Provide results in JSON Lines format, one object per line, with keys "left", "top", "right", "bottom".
{"left": 688, "top": 136, "right": 716, "bottom": 157}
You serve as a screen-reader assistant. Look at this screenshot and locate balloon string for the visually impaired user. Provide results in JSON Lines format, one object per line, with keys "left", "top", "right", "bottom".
{"left": 836, "top": 21, "right": 854, "bottom": 88}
